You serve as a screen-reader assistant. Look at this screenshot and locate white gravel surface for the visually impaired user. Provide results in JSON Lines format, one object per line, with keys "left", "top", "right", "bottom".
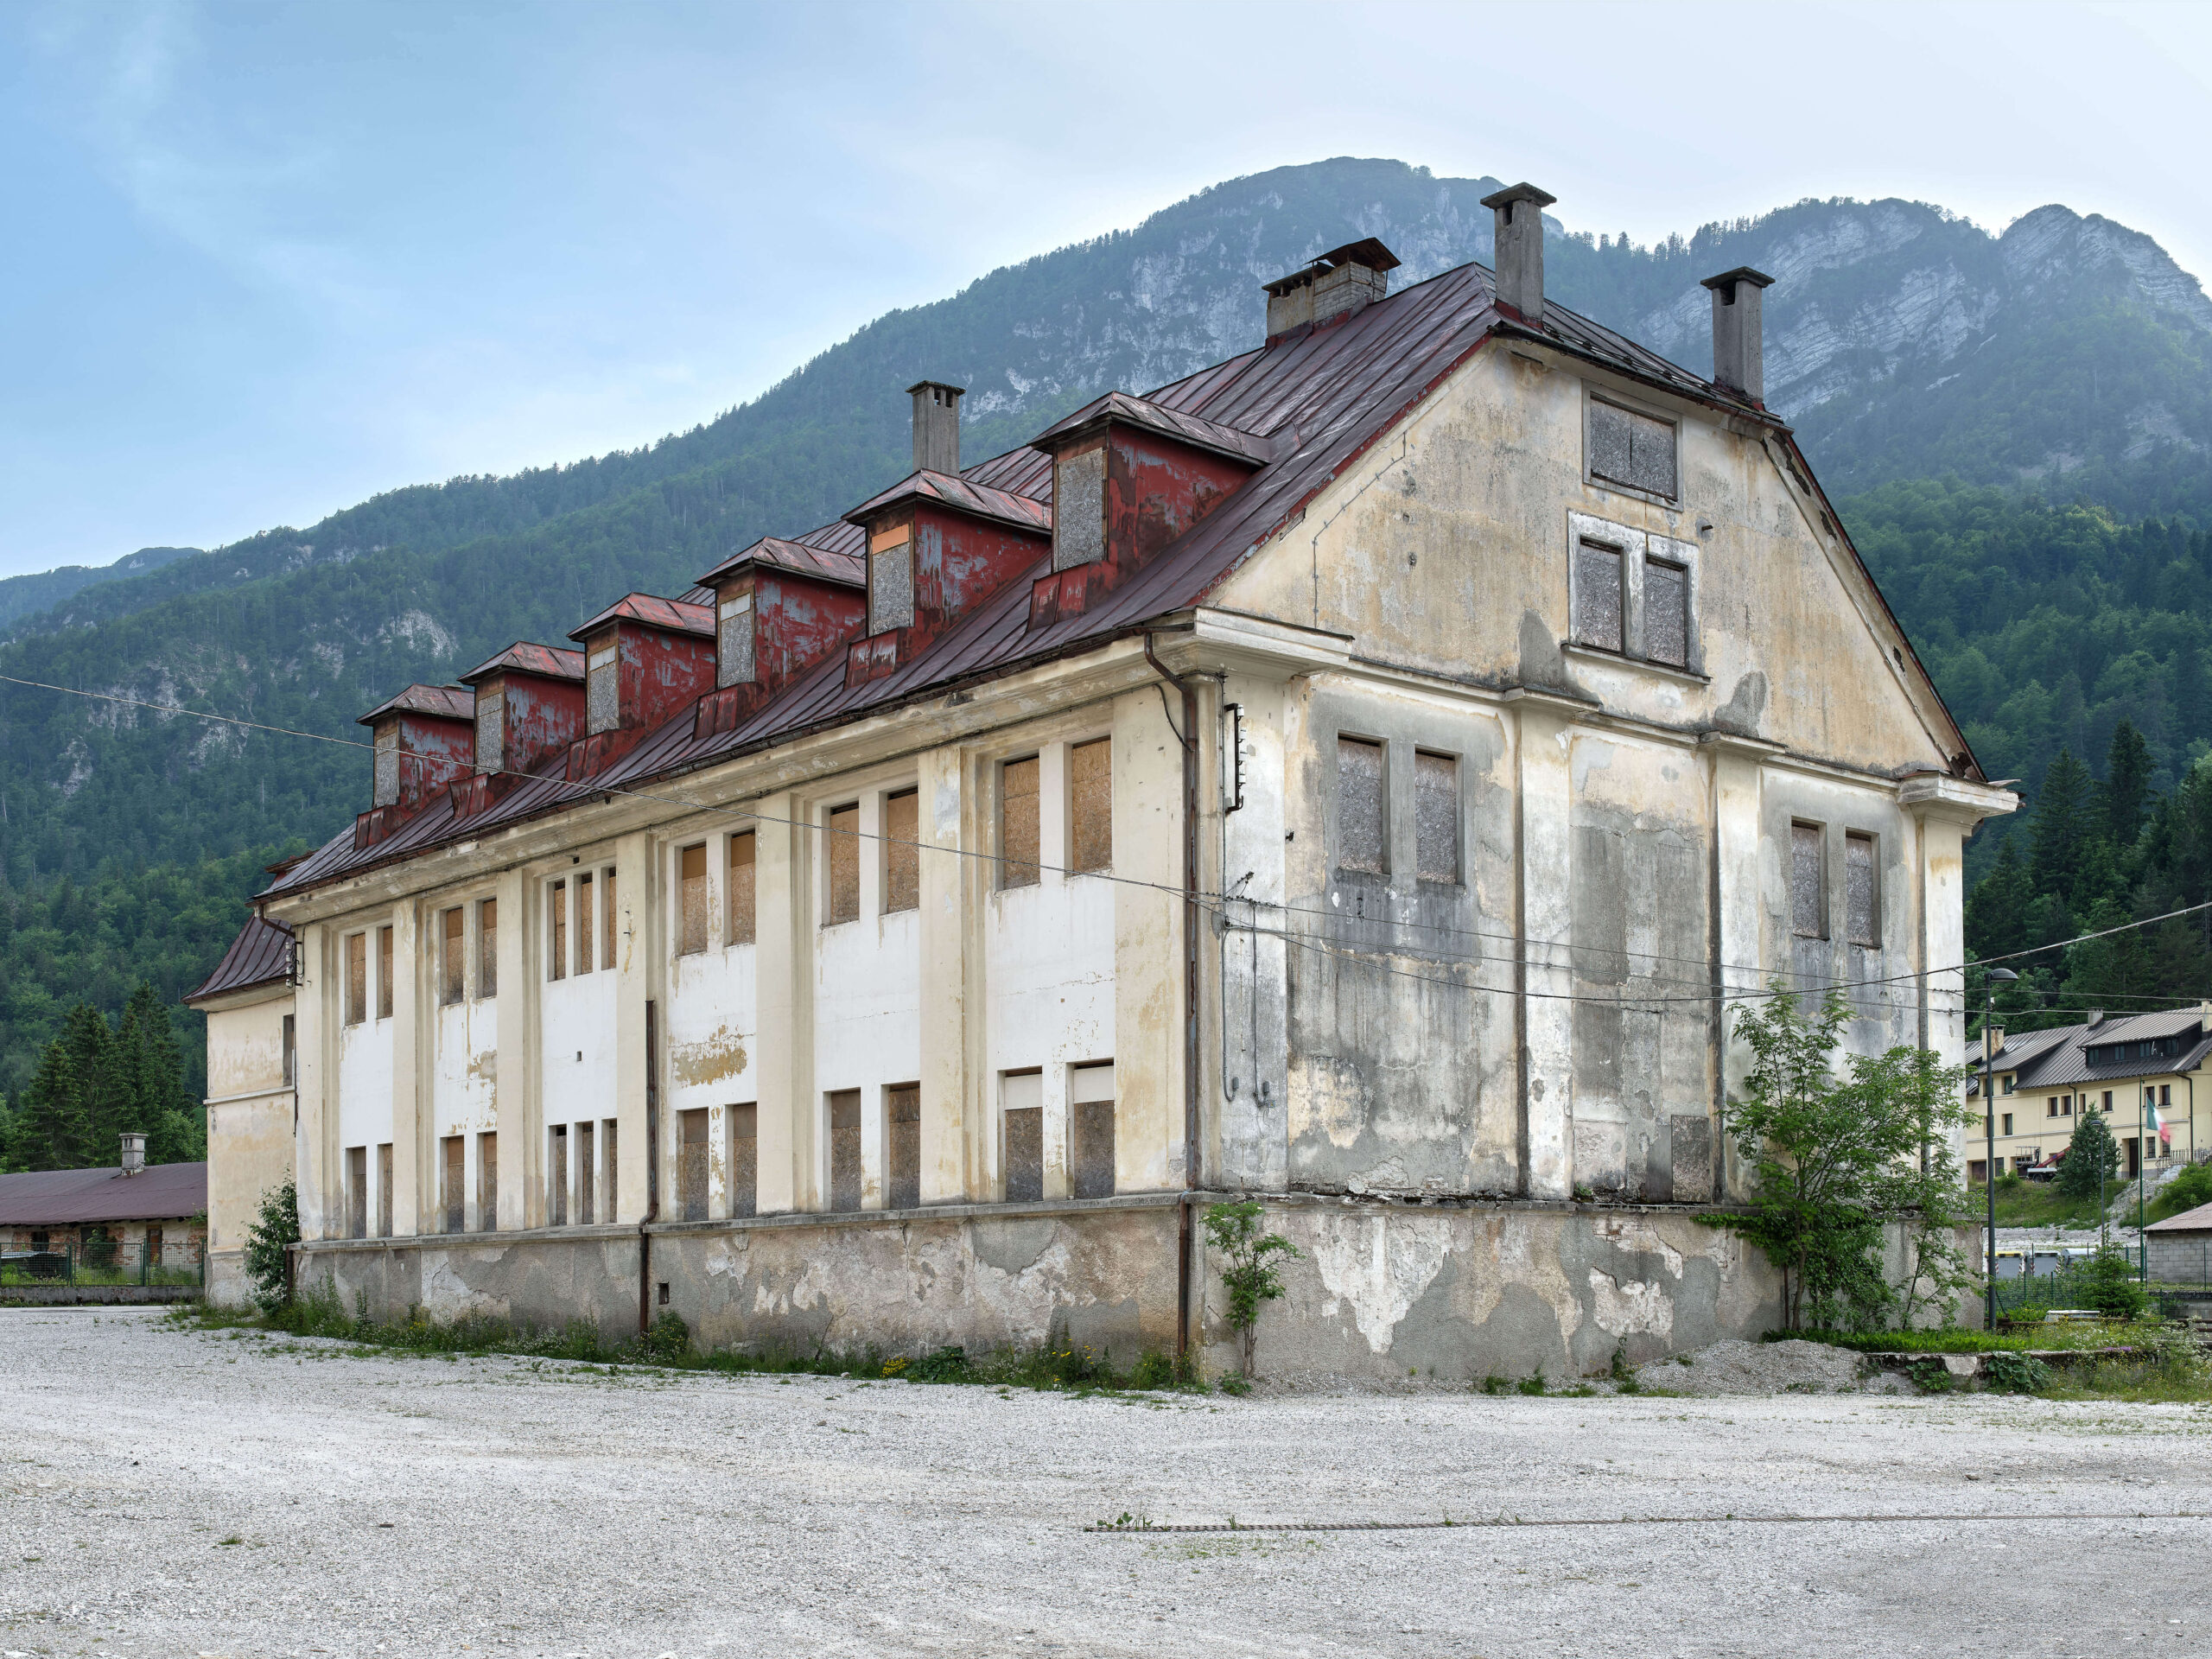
{"left": 1635, "top": 1338, "right": 1907, "bottom": 1396}
{"left": 3, "top": 1308, "right": 2209, "bottom": 1658}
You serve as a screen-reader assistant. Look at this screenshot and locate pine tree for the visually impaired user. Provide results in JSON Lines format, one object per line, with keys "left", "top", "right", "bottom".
{"left": 10, "top": 1040, "right": 92, "bottom": 1172}
{"left": 2031, "top": 751, "right": 2094, "bottom": 903}
{"left": 58, "top": 1001, "right": 124, "bottom": 1163}
{"left": 2100, "top": 719, "right": 2155, "bottom": 849}
{"left": 1966, "top": 839, "right": 2032, "bottom": 961}
{"left": 2058, "top": 1109, "right": 2119, "bottom": 1201}
{"left": 119, "top": 982, "right": 202, "bottom": 1164}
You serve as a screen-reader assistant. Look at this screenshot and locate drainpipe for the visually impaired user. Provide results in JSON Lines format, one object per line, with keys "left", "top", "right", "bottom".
{"left": 1145, "top": 628, "right": 1202, "bottom": 1360}
{"left": 639, "top": 998, "right": 659, "bottom": 1337}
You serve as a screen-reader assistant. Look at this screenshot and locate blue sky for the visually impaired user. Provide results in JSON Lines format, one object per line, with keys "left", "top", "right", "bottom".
{"left": 3, "top": 0, "right": 2209, "bottom": 578}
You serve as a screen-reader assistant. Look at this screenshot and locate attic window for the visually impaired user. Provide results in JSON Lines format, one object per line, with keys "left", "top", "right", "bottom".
{"left": 1052, "top": 448, "right": 1106, "bottom": 571}
{"left": 373, "top": 723, "right": 400, "bottom": 807}
{"left": 474, "top": 688, "right": 503, "bottom": 775}
{"left": 868, "top": 524, "right": 913, "bottom": 632}
{"left": 586, "top": 639, "right": 619, "bottom": 733}
{"left": 718, "top": 591, "right": 755, "bottom": 687}
{"left": 1588, "top": 398, "right": 1677, "bottom": 499}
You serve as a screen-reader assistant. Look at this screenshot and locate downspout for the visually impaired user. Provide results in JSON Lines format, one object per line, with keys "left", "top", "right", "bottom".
{"left": 1145, "top": 628, "right": 1202, "bottom": 1361}
{"left": 639, "top": 997, "right": 660, "bottom": 1337}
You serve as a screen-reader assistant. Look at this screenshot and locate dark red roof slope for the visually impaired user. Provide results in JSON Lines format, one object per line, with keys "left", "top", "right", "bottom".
{"left": 698, "top": 537, "right": 867, "bottom": 591}
{"left": 265, "top": 257, "right": 1904, "bottom": 902}
{"left": 186, "top": 914, "right": 295, "bottom": 1004}
{"left": 463, "top": 642, "right": 586, "bottom": 683}
{"left": 358, "top": 685, "right": 473, "bottom": 726}
{"left": 0, "top": 1162, "right": 207, "bottom": 1226}
{"left": 568, "top": 594, "right": 715, "bottom": 642}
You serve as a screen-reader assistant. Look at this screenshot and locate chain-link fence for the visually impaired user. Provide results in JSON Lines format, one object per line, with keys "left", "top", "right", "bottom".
{"left": 0, "top": 1235, "right": 206, "bottom": 1289}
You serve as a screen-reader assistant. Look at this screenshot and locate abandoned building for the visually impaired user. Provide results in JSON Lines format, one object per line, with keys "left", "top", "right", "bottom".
{"left": 198, "top": 190, "right": 2014, "bottom": 1376}
{"left": 0, "top": 1136, "right": 207, "bottom": 1276}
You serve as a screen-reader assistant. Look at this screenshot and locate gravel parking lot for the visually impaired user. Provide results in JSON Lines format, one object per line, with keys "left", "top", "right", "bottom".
{"left": 3, "top": 1307, "right": 2209, "bottom": 1658}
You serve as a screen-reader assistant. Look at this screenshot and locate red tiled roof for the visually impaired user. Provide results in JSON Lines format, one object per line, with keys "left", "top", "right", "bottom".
{"left": 267, "top": 255, "right": 1948, "bottom": 903}
{"left": 697, "top": 537, "right": 868, "bottom": 591}
{"left": 842, "top": 469, "right": 1053, "bottom": 536}
{"left": 0, "top": 1162, "right": 207, "bottom": 1227}
{"left": 568, "top": 594, "right": 715, "bottom": 643}
{"left": 358, "top": 684, "right": 473, "bottom": 727}
{"left": 186, "top": 914, "right": 296, "bottom": 1004}
{"left": 461, "top": 641, "right": 586, "bottom": 683}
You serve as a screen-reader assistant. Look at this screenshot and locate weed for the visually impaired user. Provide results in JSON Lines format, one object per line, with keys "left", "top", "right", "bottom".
{"left": 1906, "top": 1356, "right": 1954, "bottom": 1394}
{"left": 1479, "top": 1373, "right": 1510, "bottom": 1395}
{"left": 1516, "top": 1370, "right": 1546, "bottom": 1396}
{"left": 1217, "top": 1370, "right": 1252, "bottom": 1396}
{"left": 1982, "top": 1351, "right": 2053, "bottom": 1394}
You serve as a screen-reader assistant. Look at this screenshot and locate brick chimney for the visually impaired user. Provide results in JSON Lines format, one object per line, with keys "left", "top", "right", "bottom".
{"left": 1480, "top": 182, "right": 1555, "bottom": 325}
{"left": 1262, "top": 238, "right": 1401, "bottom": 342}
{"left": 1700, "top": 267, "right": 1777, "bottom": 404}
{"left": 909, "top": 381, "right": 963, "bottom": 475}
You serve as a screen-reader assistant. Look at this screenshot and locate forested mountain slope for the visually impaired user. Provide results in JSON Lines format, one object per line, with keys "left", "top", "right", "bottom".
{"left": 5, "top": 155, "right": 2212, "bottom": 1095}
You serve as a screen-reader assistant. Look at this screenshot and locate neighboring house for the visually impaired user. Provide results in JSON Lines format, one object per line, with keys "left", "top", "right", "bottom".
{"left": 1966, "top": 1007, "right": 2211, "bottom": 1185}
{"left": 202, "top": 191, "right": 2012, "bottom": 1379}
{"left": 184, "top": 912, "right": 297, "bottom": 1305}
{"left": 0, "top": 1138, "right": 207, "bottom": 1271}
{"left": 2145, "top": 1199, "right": 2212, "bottom": 1285}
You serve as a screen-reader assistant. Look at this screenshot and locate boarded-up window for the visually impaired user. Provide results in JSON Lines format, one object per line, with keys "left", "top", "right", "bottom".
{"left": 826, "top": 807, "right": 861, "bottom": 923}
{"left": 575, "top": 873, "right": 594, "bottom": 975}
{"left": 548, "top": 1126, "right": 568, "bottom": 1227}
{"left": 1052, "top": 446, "right": 1106, "bottom": 571}
{"left": 345, "top": 933, "right": 367, "bottom": 1026}
{"left": 442, "top": 1135, "right": 464, "bottom": 1234}
{"left": 1645, "top": 557, "right": 1689, "bottom": 667}
{"left": 1071, "top": 1063, "right": 1116, "bottom": 1200}
{"left": 1845, "top": 831, "right": 1878, "bottom": 947}
{"left": 346, "top": 1147, "right": 367, "bottom": 1239}
{"left": 888, "top": 1084, "right": 920, "bottom": 1210}
{"left": 828, "top": 1090, "right": 861, "bottom": 1212}
{"left": 440, "top": 909, "right": 463, "bottom": 1005}
{"left": 677, "top": 1109, "right": 707, "bottom": 1221}
{"left": 1003, "top": 1071, "right": 1043, "bottom": 1203}
{"left": 586, "top": 640, "right": 618, "bottom": 734}
{"left": 602, "top": 870, "right": 617, "bottom": 969}
{"left": 478, "top": 899, "right": 498, "bottom": 998}
{"left": 1589, "top": 400, "right": 1677, "bottom": 499}
{"left": 373, "top": 724, "right": 399, "bottom": 806}
{"left": 378, "top": 1143, "right": 394, "bottom": 1238}
{"left": 379, "top": 925, "right": 396, "bottom": 1019}
{"left": 548, "top": 880, "right": 567, "bottom": 980}
{"left": 1414, "top": 752, "right": 1459, "bottom": 884}
{"left": 1070, "top": 738, "right": 1112, "bottom": 874}
{"left": 679, "top": 843, "right": 709, "bottom": 953}
{"left": 718, "top": 589, "right": 755, "bottom": 687}
{"left": 575, "top": 1122, "right": 596, "bottom": 1225}
{"left": 1790, "top": 823, "right": 1826, "bottom": 939}
{"left": 728, "top": 833, "right": 756, "bottom": 944}
{"left": 478, "top": 1131, "right": 498, "bottom": 1232}
{"left": 1337, "top": 738, "right": 1385, "bottom": 874}
{"left": 884, "top": 791, "right": 919, "bottom": 913}
{"left": 868, "top": 526, "right": 913, "bottom": 632}
{"left": 600, "top": 1121, "right": 615, "bottom": 1222}
{"left": 283, "top": 1014, "right": 296, "bottom": 1086}
{"left": 728, "top": 1103, "right": 757, "bottom": 1219}
{"left": 1573, "top": 542, "right": 1624, "bottom": 652}
{"left": 1001, "top": 759, "right": 1040, "bottom": 887}
{"left": 474, "top": 687, "right": 503, "bottom": 775}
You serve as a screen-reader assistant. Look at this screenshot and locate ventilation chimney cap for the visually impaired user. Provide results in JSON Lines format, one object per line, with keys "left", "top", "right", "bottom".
{"left": 1700, "top": 266, "right": 1777, "bottom": 404}
{"left": 1700, "top": 265, "right": 1777, "bottom": 295}
{"left": 1261, "top": 239, "right": 1402, "bottom": 340}
{"left": 119, "top": 1132, "right": 146, "bottom": 1175}
{"left": 1480, "top": 182, "right": 1555, "bottom": 327}
{"left": 908, "top": 381, "right": 964, "bottom": 476}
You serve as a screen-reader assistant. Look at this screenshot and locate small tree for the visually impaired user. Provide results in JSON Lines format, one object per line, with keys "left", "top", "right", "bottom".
{"left": 243, "top": 1180, "right": 300, "bottom": 1313}
{"left": 2077, "top": 1244, "right": 2150, "bottom": 1321}
{"left": 1204, "top": 1200, "right": 1299, "bottom": 1379}
{"left": 2057, "top": 1110, "right": 2119, "bottom": 1203}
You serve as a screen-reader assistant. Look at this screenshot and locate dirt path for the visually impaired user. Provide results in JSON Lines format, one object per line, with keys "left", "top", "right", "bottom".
{"left": 3, "top": 1309, "right": 2208, "bottom": 1657}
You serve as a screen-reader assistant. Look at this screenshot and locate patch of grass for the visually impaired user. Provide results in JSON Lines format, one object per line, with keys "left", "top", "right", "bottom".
{"left": 170, "top": 1290, "right": 1211, "bottom": 1398}
{"left": 1770, "top": 1323, "right": 2164, "bottom": 1355}
{"left": 1516, "top": 1370, "right": 1546, "bottom": 1396}
{"left": 1990, "top": 1182, "right": 2109, "bottom": 1230}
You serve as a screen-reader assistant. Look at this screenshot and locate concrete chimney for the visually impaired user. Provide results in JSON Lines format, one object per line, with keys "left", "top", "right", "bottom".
{"left": 908, "top": 381, "right": 963, "bottom": 475}
{"left": 119, "top": 1132, "right": 146, "bottom": 1175}
{"left": 1480, "top": 183, "right": 1555, "bottom": 324}
{"left": 1700, "top": 267, "right": 1777, "bottom": 403}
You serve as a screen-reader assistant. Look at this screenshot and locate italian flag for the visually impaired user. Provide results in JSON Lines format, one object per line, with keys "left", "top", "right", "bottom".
{"left": 2147, "top": 1092, "right": 2171, "bottom": 1150}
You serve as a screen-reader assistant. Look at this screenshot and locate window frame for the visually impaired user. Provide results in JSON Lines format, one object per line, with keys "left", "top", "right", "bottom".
{"left": 998, "top": 756, "right": 1042, "bottom": 892}
{"left": 1564, "top": 512, "right": 1703, "bottom": 678}
{"left": 823, "top": 804, "right": 862, "bottom": 924}
{"left": 1412, "top": 748, "right": 1461, "bottom": 887}
{"left": 1843, "top": 830, "right": 1880, "bottom": 949}
{"left": 1333, "top": 734, "right": 1389, "bottom": 878}
{"left": 677, "top": 842, "right": 710, "bottom": 954}
{"left": 1583, "top": 389, "right": 1681, "bottom": 505}
{"left": 1789, "top": 820, "right": 1827, "bottom": 941}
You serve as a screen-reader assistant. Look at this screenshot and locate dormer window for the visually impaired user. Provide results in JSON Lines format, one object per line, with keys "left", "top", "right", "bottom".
{"left": 868, "top": 524, "right": 913, "bottom": 632}
{"left": 717, "top": 590, "right": 754, "bottom": 685}
{"left": 586, "top": 637, "right": 618, "bottom": 733}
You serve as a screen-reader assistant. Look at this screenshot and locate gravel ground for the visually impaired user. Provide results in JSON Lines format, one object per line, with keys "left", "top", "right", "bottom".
{"left": 3, "top": 1309, "right": 2209, "bottom": 1659}
{"left": 1632, "top": 1338, "right": 1907, "bottom": 1397}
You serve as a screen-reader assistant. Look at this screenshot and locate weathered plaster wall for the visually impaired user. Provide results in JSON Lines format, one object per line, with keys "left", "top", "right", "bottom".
{"left": 201, "top": 987, "right": 296, "bottom": 1306}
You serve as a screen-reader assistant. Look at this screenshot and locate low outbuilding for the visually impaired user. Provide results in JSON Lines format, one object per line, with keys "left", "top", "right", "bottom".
{"left": 2145, "top": 1199, "right": 2212, "bottom": 1285}
{"left": 0, "top": 1135, "right": 207, "bottom": 1280}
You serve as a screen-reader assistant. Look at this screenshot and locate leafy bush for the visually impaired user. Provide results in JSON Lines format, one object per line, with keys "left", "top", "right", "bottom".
{"left": 1204, "top": 1200, "right": 1299, "bottom": 1377}
{"left": 2149, "top": 1161, "right": 2212, "bottom": 1224}
{"left": 1216, "top": 1370, "right": 1251, "bottom": 1397}
{"left": 1983, "top": 1351, "right": 2053, "bottom": 1393}
{"left": 2078, "top": 1246, "right": 2152, "bottom": 1320}
{"left": 242, "top": 1180, "right": 299, "bottom": 1313}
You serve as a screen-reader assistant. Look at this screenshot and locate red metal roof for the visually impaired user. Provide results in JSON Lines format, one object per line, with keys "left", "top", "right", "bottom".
{"left": 186, "top": 914, "right": 296, "bottom": 1003}
{"left": 0, "top": 1161, "right": 207, "bottom": 1227}
{"left": 567, "top": 594, "right": 716, "bottom": 644}
{"left": 269, "top": 256, "right": 1954, "bottom": 903}
{"left": 357, "top": 684, "right": 474, "bottom": 727}
{"left": 842, "top": 469, "right": 1053, "bottom": 536}
{"left": 697, "top": 537, "right": 868, "bottom": 591}
{"left": 1030, "top": 391, "right": 1272, "bottom": 467}
{"left": 461, "top": 641, "right": 587, "bottom": 683}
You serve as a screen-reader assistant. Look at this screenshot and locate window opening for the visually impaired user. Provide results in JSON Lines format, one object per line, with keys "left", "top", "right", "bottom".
{"left": 1789, "top": 823, "right": 1826, "bottom": 939}
{"left": 1844, "top": 832, "right": 1878, "bottom": 947}
{"left": 1071, "top": 1063, "right": 1116, "bottom": 1200}
{"left": 344, "top": 933, "right": 367, "bottom": 1027}
{"left": 887, "top": 1084, "right": 921, "bottom": 1210}
{"left": 718, "top": 589, "right": 755, "bottom": 686}
{"left": 826, "top": 807, "right": 861, "bottom": 923}
{"left": 1573, "top": 542, "right": 1624, "bottom": 652}
{"left": 478, "top": 899, "right": 498, "bottom": 998}
{"left": 548, "top": 880, "right": 567, "bottom": 981}
{"left": 442, "top": 1135, "right": 464, "bottom": 1234}
{"left": 586, "top": 639, "right": 618, "bottom": 733}
{"left": 1336, "top": 738, "right": 1385, "bottom": 874}
{"left": 868, "top": 524, "right": 913, "bottom": 632}
{"left": 599, "top": 1122, "right": 615, "bottom": 1223}
{"left": 678, "top": 843, "right": 709, "bottom": 953}
{"left": 378, "top": 925, "right": 396, "bottom": 1020}
{"left": 1001, "top": 759, "right": 1040, "bottom": 888}
{"left": 440, "top": 909, "right": 464, "bottom": 1005}
{"left": 282, "top": 1014, "right": 296, "bottom": 1087}
{"left": 1589, "top": 399, "right": 1677, "bottom": 498}
{"left": 575, "top": 873, "right": 594, "bottom": 975}
{"left": 1002, "top": 1071, "right": 1043, "bottom": 1204}
{"left": 728, "top": 833, "right": 757, "bottom": 944}
{"left": 548, "top": 1126, "right": 569, "bottom": 1227}
{"left": 828, "top": 1091, "right": 862, "bottom": 1212}
{"left": 885, "top": 791, "right": 919, "bottom": 913}
{"left": 728, "top": 1103, "right": 757, "bottom": 1219}
{"left": 575, "top": 1121, "right": 596, "bottom": 1225}
{"left": 478, "top": 1132, "right": 499, "bottom": 1232}
{"left": 677, "top": 1109, "right": 708, "bottom": 1221}
{"left": 1644, "top": 556, "right": 1688, "bottom": 668}
{"left": 1070, "top": 738, "right": 1113, "bottom": 874}
{"left": 1414, "top": 751, "right": 1459, "bottom": 884}
{"left": 602, "top": 870, "right": 617, "bottom": 969}
{"left": 346, "top": 1147, "right": 367, "bottom": 1239}
{"left": 378, "top": 1143, "right": 394, "bottom": 1238}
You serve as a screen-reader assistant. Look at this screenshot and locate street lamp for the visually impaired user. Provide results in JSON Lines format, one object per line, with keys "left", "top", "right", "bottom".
{"left": 1982, "top": 967, "right": 2018, "bottom": 1330}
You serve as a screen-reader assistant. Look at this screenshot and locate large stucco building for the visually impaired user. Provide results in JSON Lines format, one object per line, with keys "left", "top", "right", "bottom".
{"left": 195, "top": 190, "right": 2012, "bottom": 1376}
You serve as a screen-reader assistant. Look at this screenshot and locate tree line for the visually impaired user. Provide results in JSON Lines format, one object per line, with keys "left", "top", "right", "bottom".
{"left": 0, "top": 983, "right": 207, "bottom": 1172}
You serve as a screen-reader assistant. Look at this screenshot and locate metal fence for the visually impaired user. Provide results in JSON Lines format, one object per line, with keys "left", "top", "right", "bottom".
{"left": 0, "top": 1236, "right": 206, "bottom": 1289}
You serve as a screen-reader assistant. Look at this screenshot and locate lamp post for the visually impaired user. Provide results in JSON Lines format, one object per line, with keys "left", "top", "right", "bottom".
{"left": 1982, "top": 967, "right": 2018, "bottom": 1330}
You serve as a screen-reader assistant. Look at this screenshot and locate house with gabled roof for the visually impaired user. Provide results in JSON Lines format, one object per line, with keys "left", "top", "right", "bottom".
{"left": 1967, "top": 1006, "right": 2210, "bottom": 1185}
{"left": 200, "top": 191, "right": 2013, "bottom": 1375}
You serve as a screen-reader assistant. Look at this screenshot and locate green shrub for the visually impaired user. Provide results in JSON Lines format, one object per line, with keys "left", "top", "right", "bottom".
{"left": 242, "top": 1181, "right": 299, "bottom": 1314}
{"left": 1516, "top": 1370, "right": 1546, "bottom": 1396}
{"left": 2079, "top": 1247, "right": 2151, "bottom": 1320}
{"left": 1479, "top": 1374, "right": 1510, "bottom": 1395}
{"left": 640, "top": 1312, "right": 691, "bottom": 1363}
{"left": 905, "top": 1345, "right": 969, "bottom": 1383}
{"left": 1907, "top": 1356, "right": 1954, "bottom": 1393}
{"left": 1217, "top": 1369, "right": 1251, "bottom": 1396}
{"left": 2148, "top": 1161, "right": 2212, "bottom": 1224}
{"left": 1982, "top": 1351, "right": 2052, "bottom": 1393}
